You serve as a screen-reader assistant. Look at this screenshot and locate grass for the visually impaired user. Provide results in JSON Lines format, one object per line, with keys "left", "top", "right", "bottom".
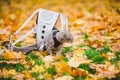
{"left": 84, "top": 47, "right": 104, "bottom": 64}
{"left": 62, "top": 46, "right": 72, "bottom": 56}
{"left": 79, "top": 64, "right": 96, "bottom": 74}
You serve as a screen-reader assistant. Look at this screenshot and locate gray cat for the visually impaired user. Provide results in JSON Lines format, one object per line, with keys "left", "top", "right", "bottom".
{"left": 9, "top": 29, "right": 73, "bottom": 56}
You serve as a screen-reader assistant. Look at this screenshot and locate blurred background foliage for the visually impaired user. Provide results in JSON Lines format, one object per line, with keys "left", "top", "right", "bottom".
{"left": 0, "top": 0, "right": 120, "bottom": 29}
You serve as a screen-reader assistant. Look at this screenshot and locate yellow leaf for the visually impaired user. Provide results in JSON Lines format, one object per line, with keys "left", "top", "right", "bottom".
{"left": 2, "top": 50, "right": 15, "bottom": 60}
{"left": 8, "top": 69, "right": 16, "bottom": 75}
{"left": 44, "top": 73, "right": 52, "bottom": 79}
{"left": 85, "top": 77, "right": 94, "bottom": 80}
{"left": 2, "top": 68, "right": 8, "bottom": 77}
{"left": 31, "top": 65, "right": 44, "bottom": 73}
{"left": 74, "top": 49, "right": 85, "bottom": 58}
{"left": 54, "top": 55, "right": 63, "bottom": 61}
{"left": 54, "top": 60, "right": 72, "bottom": 74}
{"left": 20, "top": 53, "right": 25, "bottom": 61}
{"left": 23, "top": 70, "right": 32, "bottom": 79}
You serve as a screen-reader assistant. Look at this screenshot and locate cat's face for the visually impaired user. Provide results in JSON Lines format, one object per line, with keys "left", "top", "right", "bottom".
{"left": 63, "top": 30, "right": 73, "bottom": 43}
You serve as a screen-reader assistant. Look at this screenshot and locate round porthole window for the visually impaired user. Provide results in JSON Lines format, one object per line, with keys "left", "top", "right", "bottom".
{"left": 43, "top": 25, "right": 46, "bottom": 28}
{"left": 42, "top": 30, "right": 45, "bottom": 33}
{"left": 41, "top": 36, "right": 44, "bottom": 39}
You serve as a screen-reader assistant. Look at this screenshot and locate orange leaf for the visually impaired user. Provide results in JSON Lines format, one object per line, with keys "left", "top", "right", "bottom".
{"left": 2, "top": 50, "right": 15, "bottom": 60}
{"left": 71, "top": 68, "right": 88, "bottom": 76}
{"left": 54, "top": 60, "right": 72, "bottom": 74}
{"left": 20, "top": 53, "right": 25, "bottom": 61}
{"left": 23, "top": 70, "right": 32, "bottom": 79}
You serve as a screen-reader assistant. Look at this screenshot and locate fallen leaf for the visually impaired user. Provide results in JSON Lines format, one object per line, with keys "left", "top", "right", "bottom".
{"left": 2, "top": 50, "right": 15, "bottom": 60}
{"left": 8, "top": 69, "right": 16, "bottom": 75}
{"left": 23, "top": 70, "right": 32, "bottom": 79}
{"left": 71, "top": 68, "right": 88, "bottom": 76}
{"left": 54, "top": 60, "right": 72, "bottom": 74}
{"left": 55, "top": 76, "right": 73, "bottom": 80}
{"left": 31, "top": 65, "right": 44, "bottom": 73}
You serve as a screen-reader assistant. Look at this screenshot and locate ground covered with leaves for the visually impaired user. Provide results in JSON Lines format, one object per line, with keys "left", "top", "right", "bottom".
{"left": 0, "top": 0, "right": 120, "bottom": 80}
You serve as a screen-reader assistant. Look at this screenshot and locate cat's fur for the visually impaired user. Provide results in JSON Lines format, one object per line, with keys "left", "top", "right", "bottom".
{"left": 9, "top": 29, "right": 73, "bottom": 56}
{"left": 45, "top": 29, "right": 73, "bottom": 56}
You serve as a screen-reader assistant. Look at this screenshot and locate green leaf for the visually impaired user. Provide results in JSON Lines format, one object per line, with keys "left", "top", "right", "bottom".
{"left": 63, "top": 72, "right": 70, "bottom": 76}
{"left": 85, "top": 47, "right": 104, "bottom": 64}
{"left": 79, "top": 64, "right": 96, "bottom": 74}
{"left": 116, "top": 75, "right": 120, "bottom": 80}
{"left": 93, "top": 55, "right": 104, "bottom": 64}
{"left": 26, "top": 52, "right": 37, "bottom": 61}
{"left": 62, "top": 46, "right": 72, "bottom": 56}
{"left": 34, "top": 58, "right": 44, "bottom": 66}
{"left": 46, "top": 67, "right": 56, "bottom": 75}
{"left": 63, "top": 57, "right": 69, "bottom": 62}
{"left": 73, "top": 76, "right": 86, "bottom": 80}
{"left": 78, "top": 44, "right": 87, "bottom": 48}
{"left": 0, "top": 41, "right": 8, "bottom": 46}
{"left": 115, "top": 51, "right": 120, "bottom": 60}
{"left": 0, "top": 76, "right": 15, "bottom": 80}
{"left": 0, "top": 56, "right": 6, "bottom": 61}
{"left": 101, "top": 47, "right": 110, "bottom": 53}
{"left": 110, "top": 51, "right": 120, "bottom": 66}
{"left": 102, "top": 42, "right": 107, "bottom": 46}
{"left": 83, "top": 33, "right": 89, "bottom": 42}
{"left": 103, "top": 31, "right": 110, "bottom": 36}
{"left": 32, "top": 72, "right": 40, "bottom": 78}
{"left": 85, "top": 48, "right": 99, "bottom": 59}
{"left": 110, "top": 58, "right": 119, "bottom": 67}
{"left": 0, "top": 62, "right": 15, "bottom": 70}
{"left": 15, "top": 63, "right": 25, "bottom": 72}
{"left": 16, "top": 41, "right": 23, "bottom": 47}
